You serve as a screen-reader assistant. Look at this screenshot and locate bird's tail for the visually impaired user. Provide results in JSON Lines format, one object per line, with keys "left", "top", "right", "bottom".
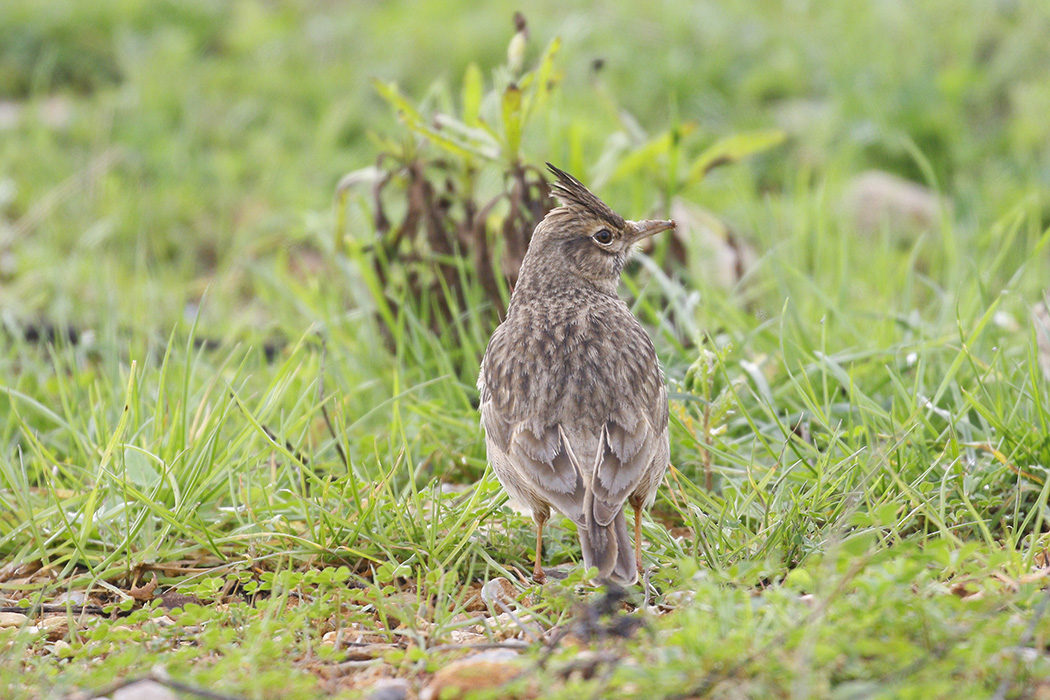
{"left": 578, "top": 507, "right": 637, "bottom": 586}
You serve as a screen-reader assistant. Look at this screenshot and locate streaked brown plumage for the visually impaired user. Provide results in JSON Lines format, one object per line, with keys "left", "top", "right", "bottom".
{"left": 478, "top": 163, "right": 674, "bottom": 585}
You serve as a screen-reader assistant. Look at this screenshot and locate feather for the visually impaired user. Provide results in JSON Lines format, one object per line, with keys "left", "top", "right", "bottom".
{"left": 546, "top": 162, "right": 625, "bottom": 229}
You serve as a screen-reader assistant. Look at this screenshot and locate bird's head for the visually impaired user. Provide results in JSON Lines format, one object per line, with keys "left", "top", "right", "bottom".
{"left": 526, "top": 163, "right": 675, "bottom": 291}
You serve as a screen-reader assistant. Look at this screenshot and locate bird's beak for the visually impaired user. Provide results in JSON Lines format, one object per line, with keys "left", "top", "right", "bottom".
{"left": 628, "top": 219, "right": 676, "bottom": 245}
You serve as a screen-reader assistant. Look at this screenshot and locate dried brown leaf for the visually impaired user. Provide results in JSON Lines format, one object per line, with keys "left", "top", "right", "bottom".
{"left": 129, "top": 573, "right": 159, "bottom": 602}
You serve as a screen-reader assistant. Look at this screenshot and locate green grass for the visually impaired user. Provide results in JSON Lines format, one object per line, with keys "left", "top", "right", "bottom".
{"left": 2, "top": 1, "right": 1050, "bottom": 698}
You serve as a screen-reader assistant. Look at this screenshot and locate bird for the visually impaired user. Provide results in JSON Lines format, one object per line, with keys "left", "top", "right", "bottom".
{"left": 478, "top": 163, "right": 674, "bottom": 585}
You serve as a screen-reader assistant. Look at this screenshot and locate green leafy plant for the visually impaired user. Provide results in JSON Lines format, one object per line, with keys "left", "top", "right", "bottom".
{"left": 335, "top": 13, "right": 785, "bottom": 342}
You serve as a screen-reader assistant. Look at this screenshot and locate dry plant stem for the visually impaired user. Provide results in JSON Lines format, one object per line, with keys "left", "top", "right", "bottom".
{"left": 0, "top": 604, "right": 114, "bottom": 616}
{"left": 316, "top": 338, "right": 350, "bottom": 470}
{"left": 231, "top": 391, "right": 308, "bottom": 467}
{"left": 533, "top": 513, "right": 548, "bottom": 583}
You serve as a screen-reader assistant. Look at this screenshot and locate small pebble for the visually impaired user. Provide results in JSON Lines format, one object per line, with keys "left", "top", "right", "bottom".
{"left": 109, "top": 679, "right": 178, "bottom": 700}
{"left": 368, "top": 678, "right": 410, "bottom": 700}
{"left": 0, "top": 612, "right": 28, "bottom": 628}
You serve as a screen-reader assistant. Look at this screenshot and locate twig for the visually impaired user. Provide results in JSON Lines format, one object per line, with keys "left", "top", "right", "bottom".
{"left": 490, "top": 597, "right": 542, "bottom": 644}
{"left": 0, "top": 604, "right": 130, "bottom": 617}
{"left": 229, "top": 391, "right": 309, "bottom": 467}
{"left": 67, "top": 672, "right": 250, "bottom": 700}
{"left": 258, "top": 423, "right": 309, "bottom": 467}
{"left": 316, "top": 337, "right": 350, "bottom": 470}
{"left": 159, "top": 678, "right": 250, "bottom": 700}
{"left": 427, "top": 641, "right": 530, "bottom": 652}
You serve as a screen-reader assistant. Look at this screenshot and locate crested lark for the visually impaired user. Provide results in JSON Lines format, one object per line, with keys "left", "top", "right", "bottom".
{"left": 478, "top": 163, "right": 674, "bottom": 585}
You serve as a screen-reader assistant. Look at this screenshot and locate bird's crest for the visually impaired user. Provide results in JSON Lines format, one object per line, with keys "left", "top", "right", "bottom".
{"left": 546, "top": 163, "right": 625, "bottom": 229}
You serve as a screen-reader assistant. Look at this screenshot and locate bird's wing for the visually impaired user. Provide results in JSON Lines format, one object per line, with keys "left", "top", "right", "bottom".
{"left": 479, "top": 339, "right": 587, "bottom": 524}
{"left": 582, "top": 315, "right": 670, "bottom": 526}
{"left": 566, "top": 405, "right": 664, "bottom": 528}
{"left": 481, "top": 386, "right": 667, "bottom": 531}
{"left": 480, "top": 398, "right": 587, "bottom": 526}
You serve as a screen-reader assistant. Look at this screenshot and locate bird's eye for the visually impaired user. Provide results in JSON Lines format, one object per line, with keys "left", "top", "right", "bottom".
{"left": 593, "top": 229, "right": 613, "bottom": 245}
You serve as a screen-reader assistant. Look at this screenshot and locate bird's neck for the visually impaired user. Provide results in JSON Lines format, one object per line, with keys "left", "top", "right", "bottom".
{"left": 510, "top": 240, "right": 619, "bottom": 309}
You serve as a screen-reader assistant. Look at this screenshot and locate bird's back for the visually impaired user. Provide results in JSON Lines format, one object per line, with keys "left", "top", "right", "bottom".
{"left": 483, "top": 288, "right": 665, "bottom": 435}
{"left": 479, "top": 284, "right": 668, "bottom": 509}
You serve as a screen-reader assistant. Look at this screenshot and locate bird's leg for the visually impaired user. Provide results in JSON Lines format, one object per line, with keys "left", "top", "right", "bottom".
{"left": 633, "top": 502, "right": 644, "bottom": 575}
{"left": 533, "top": 512, "right": 548, "bottom": 583}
